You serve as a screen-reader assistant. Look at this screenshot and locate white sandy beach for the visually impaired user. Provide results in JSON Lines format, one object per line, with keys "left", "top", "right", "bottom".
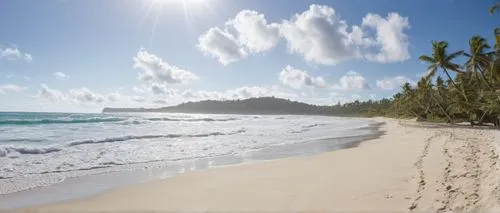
{"left": 10, "top": 118, "right": 500, "bottom": 212}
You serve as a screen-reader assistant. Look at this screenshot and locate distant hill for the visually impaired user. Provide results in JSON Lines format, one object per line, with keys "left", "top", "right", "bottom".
{"left": 102, "top": 97, "right": 393, "bottom": 117}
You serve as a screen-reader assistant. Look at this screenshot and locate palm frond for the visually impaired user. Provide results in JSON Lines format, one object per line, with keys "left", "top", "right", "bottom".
{"left": 423, "top": 64, "right": 439, "bottom": 79}
{"left": 445, "top": 50, "right": 464, "bottom": 61}
{"left": 490, "top": 2, "right": 500, "bottom": 14}
{"left": 419, "top": 55, "right": 435, "bottom": 63}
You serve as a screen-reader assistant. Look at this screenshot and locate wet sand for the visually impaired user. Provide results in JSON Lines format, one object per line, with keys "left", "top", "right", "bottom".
{"left": 10, "top": 118, "right": 500, "bottom": 212}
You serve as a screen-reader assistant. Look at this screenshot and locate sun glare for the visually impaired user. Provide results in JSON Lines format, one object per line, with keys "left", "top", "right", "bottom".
{"left": 152, "top": 0, "right": 206, "bottom": 5}
{"left": 140, "top": 0, "right": 214, "bottom": 45}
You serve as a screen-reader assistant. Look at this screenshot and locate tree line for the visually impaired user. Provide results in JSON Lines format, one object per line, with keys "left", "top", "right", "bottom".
{"left": 385, "top": 2, "right": 500, "bottom": 126}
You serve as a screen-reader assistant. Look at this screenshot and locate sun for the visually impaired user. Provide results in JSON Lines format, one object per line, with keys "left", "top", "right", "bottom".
{"left": 139, "top": 0, "right": 215, "bottom": 44}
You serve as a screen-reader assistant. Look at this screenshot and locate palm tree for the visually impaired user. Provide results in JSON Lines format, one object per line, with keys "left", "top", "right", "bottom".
{"left": 419, "top": 41, "right": 467, "bottom": 99}
{"left": 489, "top": 2, "right": 500, "bottom": 14}
{"left": 434, "top": 76, "right": 454, "bottom": 122}
{"left": 463, "top": 36, "right": 493, "bottom": 88}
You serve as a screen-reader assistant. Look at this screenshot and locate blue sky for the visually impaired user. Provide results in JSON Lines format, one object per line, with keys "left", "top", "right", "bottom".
{"left": 0, "top": 0, "right": 497, "bottom": 112}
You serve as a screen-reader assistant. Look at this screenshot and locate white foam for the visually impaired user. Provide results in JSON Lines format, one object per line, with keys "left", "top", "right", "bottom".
{"left": 0, "top": 114, "right": 377, "bottom": 195}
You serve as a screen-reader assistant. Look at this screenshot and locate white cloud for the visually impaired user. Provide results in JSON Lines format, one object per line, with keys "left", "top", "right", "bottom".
{"left": 198, "top": 5, "right": 410, "bottom": 65}
{"left": 280, "top": 5, "right": 356, "bottom": 65}
{"left": 376, "top": 76, "right": 415, "bottom": 90}
{"left": 163, "top": 86, "right": 297, "bottom": 104}
{"left": 153, "top": 99, "right": 168, "bottom": 104}
{"left": 225, "top": 86, "right": 293, "bottom": 99}
{"left": 182, "top": 90, "right": 223, "bottom": 100}
{"left": 53, "top": 72, "right": 69, "bottom": 79}
{"left": 360, "top": 13, "right": 410, "bottom": 63}
{"left": 24, "top": 54, "right": 33, "bottom": 62}
{"left": 150, "top": 83, "right": 178, "bottom": 96}
{"left": 198, "top": 28, "right": 245, "bottom": 65}
{"left": 133, "top": 49, "right": 198, "bottom": 85}
{"left": 0, "top": 47, "right": 32, "bottom": 62}
{"left": 69, "top": 87, "right": 105, "bottom": 104}
{"left": 131, "top": 96, "right": 146, "bottom": 103}
{"left": 0, "top": 84, "right": 26, "bottom": 94}
{"left": 228, "top": 10, "right": 280, "bottom": 53}
{"left": 280, "top": 6, "right": 410, "bottom": 65}
{"left": 278, "top": 65, "right": 326, "bottom": 89}
{"left": 36, "top": 84, "right": 66, "bottom": 102}
{"left": 108, "top": 92, "right": 121, "bottom": 102}
{"left": 333, "top": 71, "right": 370, "bottom": 90}
{"left": 198, "top": 10, "right": 280, "bottom": 65}
{"left": 132, "top": 85, "right": 148, "bottom": 93}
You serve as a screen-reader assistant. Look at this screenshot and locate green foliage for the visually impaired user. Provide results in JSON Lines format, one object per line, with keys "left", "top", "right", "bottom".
{"left": 391, "top": 32, "right": 500, "bottom": 127}
{"left": 105, "top": 4, "right": 500, "bottom": 125}
{"left": 382, "top": 6, "right": 500, "bottom": 127}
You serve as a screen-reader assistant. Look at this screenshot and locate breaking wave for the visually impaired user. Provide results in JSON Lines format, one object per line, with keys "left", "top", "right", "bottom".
{"left": 0, "top": 117, "right": 125, "bottom": 126}
{"left": 67, "top": 129, "right": 246, "bottom": 146}
{"left": 0, "top": 146, "right": 61, "bottom": 157}
{"left": 146, "top": 117, "right": 239, "bottom": 122}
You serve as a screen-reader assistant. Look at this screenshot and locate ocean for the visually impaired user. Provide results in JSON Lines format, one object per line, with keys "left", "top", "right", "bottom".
{"left": 0, "top": 112, "right": 382, "bottom": 208}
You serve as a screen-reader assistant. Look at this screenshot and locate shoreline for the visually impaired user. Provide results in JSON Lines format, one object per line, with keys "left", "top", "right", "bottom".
{"left": 7, "top": 117, "right": 500, "bottom": 212}
{"left": 0, "top": 118, "right": 383, "bottom": 211}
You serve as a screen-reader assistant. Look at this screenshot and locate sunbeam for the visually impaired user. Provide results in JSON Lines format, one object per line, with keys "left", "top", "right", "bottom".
{"left": 138, "top": 0, "right": 214, "bottom": 43}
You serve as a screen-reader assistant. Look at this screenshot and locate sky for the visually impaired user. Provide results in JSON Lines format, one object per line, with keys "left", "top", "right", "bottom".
{"left": 0, "top": 0, "right": 497, "bottom": 112}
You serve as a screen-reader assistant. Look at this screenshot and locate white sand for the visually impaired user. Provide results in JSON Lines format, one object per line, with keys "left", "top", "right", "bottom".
{"left": 11, "top": 118, "right": 500, "bottom": 212}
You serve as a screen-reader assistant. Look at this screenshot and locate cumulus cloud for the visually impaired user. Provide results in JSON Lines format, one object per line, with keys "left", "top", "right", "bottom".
{"left": 198, "top": 5, "right": 410, "bottom": 65}
{"left": 108, "top": 92, "right": 121, "bottom": 102}
{"left": 182, "top": 90, "right": 223, "bottom": 100}
{"left": 153, "top": 99, "right": 168, "bottom": 104}
{"left": 132, "top": 85, "right": 148, "bottom": 94}
{"left": 198, "top": 28, "right": 245, "bottom": 65}
{"left": 53, "top": 72, "right": 69, "bottom": 79}
{"left": 280, "top": 5, "right": 356, "bottom": 65}
{"left": 198, "top": 10, "right": 280, "bottom": 65}
{"left": 333, "top": 71, "right": 371, "bottom": 90}
{"left": 0, "top": 84, "right": 26, "bottom": 94}
{"left": 376, "top": 76, "right": 415, "bottom": 90}
{"left": 133, "top": 49, "right": 198, "bottom": 85}
{"left": 150, "top": 83, "right": 178, "bottom": 96}
{"left": 0, "top": 47, "right": 32, "bottom": 62}
{"left": 24, "top": 54, "right": 33, "bottom": 62}
{"left": 131, "top": 96, "right": 146, "bottom": 103}
{"left": 225, "top": 86, "right": 295, "bottom": 99}
{"left": 278, "top": 65, "right": 326, "bottom": 89}
{"left": 162, "top": 86, "right": 296, "bottom": 104}
{"left": 69, "top": 87, "right": 105, "bottom": 104}
{"left": 360, "top": 13, "right": 410, "bottom": 63}
{"left": 228, "top": 10, "right": 281, "bottom": 52}
{"left": 36, "top": 84, "right": 66, "bottom": 102}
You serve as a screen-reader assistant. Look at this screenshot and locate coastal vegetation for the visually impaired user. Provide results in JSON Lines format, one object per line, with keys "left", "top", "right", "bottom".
{"left": 389, "top": 2, "right": 499, "bottom": 126}
{"left": 105, "top": 3, "right": 499, "bottom": 127}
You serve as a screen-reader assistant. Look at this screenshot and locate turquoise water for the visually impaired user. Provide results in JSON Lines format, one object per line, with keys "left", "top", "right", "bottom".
{"left": 0, "top": 112, "right": 380, "bottom": 196}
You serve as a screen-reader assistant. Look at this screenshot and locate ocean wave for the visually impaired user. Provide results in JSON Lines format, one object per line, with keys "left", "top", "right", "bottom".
{"left": 0, "top": 138, "right": 47, "bottom": 143}
{"left": 0, "top": 117, "right": 125, "bottom": 126}
{"left": 146, "top": 117, "right": 238, "bottom": 122}
{"left": 0, "top": 146, "right": 61, "bottom": 157}
{"left": 68, "top": 129, "right": 246, "bottom": 146}
{"left": 301, "top": 123, "right": 327, "bottom": 129}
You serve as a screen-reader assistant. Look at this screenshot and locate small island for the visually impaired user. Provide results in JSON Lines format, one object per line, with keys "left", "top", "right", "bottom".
{"left": 102, "top": 97, "right": 392, "bottom": 117}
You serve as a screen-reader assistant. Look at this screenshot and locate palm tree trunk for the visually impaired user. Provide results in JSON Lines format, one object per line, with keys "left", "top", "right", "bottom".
{"left": 438, "top": 102, "right": 453, "bottom": 123}
{"left": 432, "top": 91, "right": 453, "bottom": 123}
{"left": 476, "top": 66, "right": 494, "bottom": 89}
{"left": 477, "top": 111, "right": 488, "bottom": 125}
{"left": 443, "top": 68, "right": 469, "bottom": 101}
